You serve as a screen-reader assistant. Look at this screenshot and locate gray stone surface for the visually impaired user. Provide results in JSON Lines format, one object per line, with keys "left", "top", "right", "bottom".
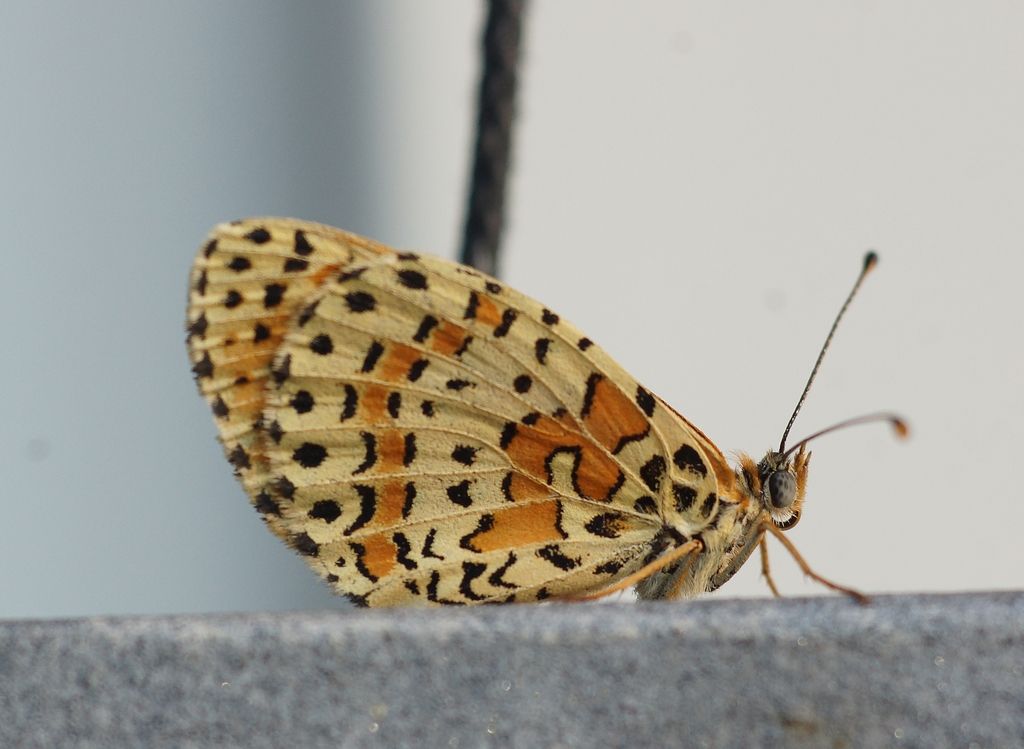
{"left": 2, "top": 592, "right": 1022, "bottom": 748}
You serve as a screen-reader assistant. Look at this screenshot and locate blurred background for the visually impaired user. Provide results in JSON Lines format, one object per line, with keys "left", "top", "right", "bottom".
{"left": 1, "top": 3, "right": 1020, "bottom": 619}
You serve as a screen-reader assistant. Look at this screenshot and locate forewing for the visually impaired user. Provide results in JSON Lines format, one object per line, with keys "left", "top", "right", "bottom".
{"left": 188, "top": 219, "right": 728, "bottom": 606}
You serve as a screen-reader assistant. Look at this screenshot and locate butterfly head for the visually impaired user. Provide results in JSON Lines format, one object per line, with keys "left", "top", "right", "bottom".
{"left": 755, "top": 446, "right": 809, "bottom": 530}
{"left": 738, "top": 446, "right": 809, "bottom": 531}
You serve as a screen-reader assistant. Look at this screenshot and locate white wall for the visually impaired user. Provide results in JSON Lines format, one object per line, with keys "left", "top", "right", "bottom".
{"left": 1, "top": 2, "right": 1019, "bottom": 618}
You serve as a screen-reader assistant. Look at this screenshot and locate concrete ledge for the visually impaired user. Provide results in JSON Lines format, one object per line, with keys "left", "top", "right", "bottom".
{"left": 2, "top": 592, "right": 1022, "bottom": 748}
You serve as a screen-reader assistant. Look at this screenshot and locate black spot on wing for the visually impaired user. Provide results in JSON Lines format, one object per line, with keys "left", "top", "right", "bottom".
{"left": 352, "top": 432, "right": 377, "bottom": 474}
{"left": 639, "top": 455, "right": 666, "bottom": 492}
{"left": 192, "top": 352, "right": 213, "bottom": 380}
{"left": 402, "top": 482, "right": 416, "bottom": 518}
{"left": 228, "top": 445, "right": 250, "bottom": 470}
{"left": 422, "top": 529, "right": 444, "bottom": 559}
{"left": 291, "top": 532, "right": 319, "bottom": 557}
{"left": 407, "top": 359, "right": 429, "bottom": 382}
{"left": 500, "top": 422, "right": 518, "bottom": 449}
{"left": 393, "top": 532, "right": 417, "bottom": 570}
{"left": 488, "top": 552, "right": 518, "bottom": 589}
{"left": 341, "top": 384, "right": 358, "bottom": 421}
{"left": 447, "top": 480, "right": 473, "bottom": 507}
{"left": 310, "top": 334, "right": 333, "bottom": 355}
{"left": 493, "top": 309, "right": 517, "bottom": 337}
{"left": 361, "top": 341, "right": 384, "bottom": 372}
{"left": 459, "top": 562, "right": 488, "bottom": 601}
{"left": 635, "top": 386, "right": 656, "bottom": 417}
{"left": 584, "top": 512, "right": 626, "bottom": 539}
{"left": 537, "top": 545, "right": 580, "bottom": 571}
{"left": 211, "top": 395, "right": 228, "bottom": 418}
{"left": 500, "top": 472, "right": 515, "bottom": 501}
{"left": 254, "top": 491, "right": 281, "bottom": 517}
{"left": 387, "top": 391, "right": 402, "bottom": 418}
{"left": 464, "top": 291, "right": 480, "bottom": 320}
{"left": 595, "top": 559, "right": 623, "bottom": 575}
{"left": 263, "top": 283, "right": 285, "bottom": 308}
{"left": 339, "top": 267, "right": 366, "bottom": 283}
{"left": 633, "top": 496, "right": 657, "bottom": 515}
{"left": 244, "top": 227, "right": 271, "bottom": 244}
{"left": 451, "top": 445, "right": 478, "bottom": 466}
{"left": 673, "top": 483, "right": 697, "bottom": 512}
{"left": 309, "top": 500, "right": 341, "bottom": 523}
{"left": 345, "top": 485, "right": 376, "bottom": 535}
{"left": 294, "top": 229, "right": 314, "bottom": 255}
{"left": 396, "top": 268, "right": 428, "bottom": 289}
{"left": 581, "top": 373, "right": 602, "bottom": 418}
{"left": 534, "top": 338, "right": 551, "bottom": 364}
{"left": 293, "top": 442, "right": 327, "bottom": 468}
{"left": 403, "top": 433, "right": 417, "bottom": 466}
{"left": 413, "top": 314, "right": 439, "bottom": 343}
{"left": 273, "top": 476, "right": 296, "bottom": 500}
{"left": 290, "top": 390, "right": 314, "bottom": 414}
{"left": 345, "top": 291, "right": 376, "bottom": 312}
{"left": 673, "top": 445, "right": 707, "bottom": 477}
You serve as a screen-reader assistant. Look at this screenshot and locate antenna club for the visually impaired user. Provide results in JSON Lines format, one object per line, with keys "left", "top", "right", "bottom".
{"left": 892, "top": 417, "right": 910, "bottom": 439}
{"left": 863, "top": 251, "right": 879, "bottom": 272}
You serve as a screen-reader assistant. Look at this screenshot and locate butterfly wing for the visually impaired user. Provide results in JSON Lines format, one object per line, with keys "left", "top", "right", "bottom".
{"left": 186, "top": 219, "right": 393, "bottom": 539}
{"left": 188, "top": 219, "right": 729, "bottom": 606}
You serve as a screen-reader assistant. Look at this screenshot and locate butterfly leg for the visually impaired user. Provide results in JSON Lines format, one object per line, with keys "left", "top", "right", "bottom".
{"left": 564, "top": 538, "right": 704, "bottom": 603}
{"left": 763, "top": 522, "right": 869, "bottom": 604}
{"left": 759, "top": 536, "right": 783, "bottom": 598}
{"left": 658, "top": 546, "right": 702, "bottom": 600}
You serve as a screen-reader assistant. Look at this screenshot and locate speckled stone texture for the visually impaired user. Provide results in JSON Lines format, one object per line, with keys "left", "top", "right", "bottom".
{"left": 2, "top": 592, "right": 1022, "bottom": 748}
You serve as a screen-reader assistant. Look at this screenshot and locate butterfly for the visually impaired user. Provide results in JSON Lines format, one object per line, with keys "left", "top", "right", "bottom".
{"left": 186, "top": 218, "right": 903, "bottom": 606}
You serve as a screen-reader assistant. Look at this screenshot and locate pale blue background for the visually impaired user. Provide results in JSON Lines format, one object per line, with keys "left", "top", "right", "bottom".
{"left": 2, "top": 2, "right": 1021, "bottom": 619}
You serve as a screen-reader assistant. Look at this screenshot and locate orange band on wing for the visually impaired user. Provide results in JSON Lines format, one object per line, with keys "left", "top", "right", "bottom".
{"left": 360, "top": 384, "right": 390, "bottom": 423}
{"left": 466, "top": 502, "right": 563, "bottom": 553}
{"left": 358, "top": 534, "right": 398, "bottom": 580}
{"left": 379, "top": 343, "right": 422, "bottom": 382}
{"left": 503, "top": 415, "right": 623, "bottom": 502}
{"left": 373, "top": 481, "right": 408, "bottom": 527}
{"left": 430, "top": 320, "right": 469, "bottom": 357}
{"left": 378, "top": 429, "right": 407, "bottom": 472}
{"left": 583, "top": 376, "right": 650, "bottom": 453}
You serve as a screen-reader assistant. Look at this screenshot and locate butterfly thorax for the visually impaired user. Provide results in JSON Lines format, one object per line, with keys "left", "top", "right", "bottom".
{"left": 634, "top": 447, "right": 809, "bottom": 600}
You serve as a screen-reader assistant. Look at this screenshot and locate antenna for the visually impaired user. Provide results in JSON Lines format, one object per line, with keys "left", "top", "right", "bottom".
{"left": 779, "top": 252, "right": 879, "bottom": 453}
{"left": 781, "top": 412, "right": 909, "bottom": 461}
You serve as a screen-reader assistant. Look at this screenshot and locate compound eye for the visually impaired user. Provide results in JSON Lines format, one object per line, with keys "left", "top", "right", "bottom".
{"left": 766, "top": 471, "right": 796, "bottom": 509}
